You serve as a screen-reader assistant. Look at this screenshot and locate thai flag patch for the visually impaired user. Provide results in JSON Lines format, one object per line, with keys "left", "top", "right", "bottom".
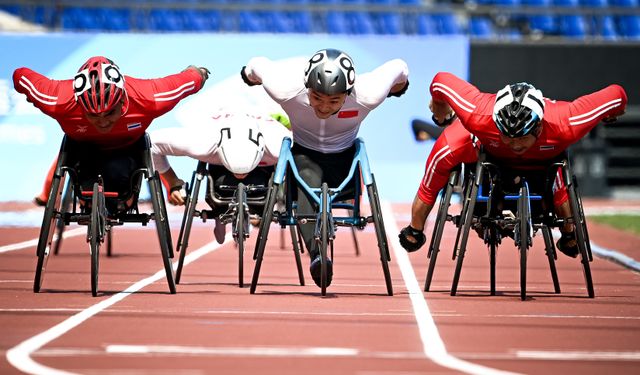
{"left": 127, "top": 122, "right": 142, "bottom": 131}
{"left": 338, "top": 110, "right": 358, "bottom": 118}
{"left": 540, "top": 145, "right": 555, "bottom": 151}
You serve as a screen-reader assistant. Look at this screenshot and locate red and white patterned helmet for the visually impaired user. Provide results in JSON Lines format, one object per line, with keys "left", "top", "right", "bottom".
{"left": 73, "top": 56, "right": 125, "bottom": 114}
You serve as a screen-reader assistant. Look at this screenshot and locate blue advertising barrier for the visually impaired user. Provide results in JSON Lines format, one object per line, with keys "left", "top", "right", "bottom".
{"left": 0, "top": 33, "right": 468, "bottom": 203}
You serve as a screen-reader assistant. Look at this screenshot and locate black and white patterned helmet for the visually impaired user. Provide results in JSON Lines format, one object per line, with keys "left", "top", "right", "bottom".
{"left": 304, "top": 48, "right": 355, "bottom": 95}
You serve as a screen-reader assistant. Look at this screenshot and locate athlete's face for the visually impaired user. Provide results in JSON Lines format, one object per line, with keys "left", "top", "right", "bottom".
{"left": 84, "top": 100, "right": 124, "bottom": 133}
{"left": 499, "top": 133, "right": 537, "bottom": 155}
{"left": 308, "top": 89, "right": 347, "bottom": 119}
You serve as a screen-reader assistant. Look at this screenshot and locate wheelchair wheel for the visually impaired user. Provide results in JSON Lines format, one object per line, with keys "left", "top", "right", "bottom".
{"left": 290, "top": 224, "right": 305, "bottom": 286}
{"left": 367, "top": 175, "right": 393, "bottom": 296}
{"left": 517, "top": 183, "right": 531, "bottom": 301}
{"left": 176, "top": 172, "right": 203, "bottom": 284}
{"left": 250, "top": 182, "right": 279, "bottom": 294}
{"left": 53, "top": 179, "right": 73, "bottom": 256}
{"left": 568, "top": 179, "right": 595, "bottom": 298}
{"left": 451, "top": 171, "right": 480, "bottom": 296}
{"left": 488, "top": 226, "right": 498, "bottom": 296}
{"left": 542, "top": 225, "right": 561, "bottom": 293}
{"left": 319, "top": 183, "right": 330, "bottom": 296}
{"left": 34, "top": 173, "right": 66, "bottom": 293}
{"left": 425, "top": 170, "right": 457, "bottom": 292}
{"left": 149, "top": 171, "right": 176, "bottom": 294}
{"left": 89, "top": 182, "right": 104, "bottom": 297}
{"left": 573, "top": 176, "right": 593, "bottom": 262}
{"left": 234, "top": 183, "right": 247, "bottom": 288}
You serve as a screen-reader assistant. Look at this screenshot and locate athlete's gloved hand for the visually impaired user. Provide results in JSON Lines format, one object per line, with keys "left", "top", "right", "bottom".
{"left": 240, "top": 66, "right": 259, "bottom": 86}
{"left": 399, "top": 225, "right": 426, "bottom": 253}
{"left": 184, "top": 65, "right": 211, "bottom": 83}
{"left": 388, "top": 80, "right": 409, "bottom": 97}
{"left": 168, "top": 180, "right": 187, "bottom": 206}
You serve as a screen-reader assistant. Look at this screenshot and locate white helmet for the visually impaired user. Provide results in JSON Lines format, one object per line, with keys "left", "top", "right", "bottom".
{"left": 217, "top": 115, "right": 265, "bottom": 175}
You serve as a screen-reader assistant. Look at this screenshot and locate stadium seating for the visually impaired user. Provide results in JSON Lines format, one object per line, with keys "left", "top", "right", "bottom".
{"left": 1, "top": 0, "right": 639, "bottom": 39}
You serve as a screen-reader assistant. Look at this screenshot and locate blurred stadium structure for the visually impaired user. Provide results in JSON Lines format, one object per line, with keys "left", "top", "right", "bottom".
{"left": 0, "top": 0, "right": 638, "bottom": 200}
{"left": 0, "top": 0, "right": 639, "bottom": 39}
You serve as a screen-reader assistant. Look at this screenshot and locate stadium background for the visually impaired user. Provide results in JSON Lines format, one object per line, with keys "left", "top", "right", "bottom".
{"left": 0, "top": 0, "right": 638, "bottom": 202}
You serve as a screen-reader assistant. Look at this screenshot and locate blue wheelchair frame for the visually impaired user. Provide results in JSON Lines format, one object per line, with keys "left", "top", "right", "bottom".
{"left": 250, "top": 137, "right": 393, "bottom": 296}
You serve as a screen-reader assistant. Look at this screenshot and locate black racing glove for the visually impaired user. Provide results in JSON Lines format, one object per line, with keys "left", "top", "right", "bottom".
{"left": 431, "top": 113, "right": 456, "bottom": 127}
{"left": 399, "top": 225, "right": 426, "bottom": 253}
{"left": 388, "top": 80, "right": 409, "bottom": 97}
{"left": 240, "top": 66, "right": 258, "bottom": 86}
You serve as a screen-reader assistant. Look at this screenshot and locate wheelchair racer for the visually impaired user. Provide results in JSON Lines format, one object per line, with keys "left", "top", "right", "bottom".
{"left": 400, "top": 72, "right": 627, "bottom": 258}
{"left": 15, "top": 56, "right": 209, "bottom": 205}
{"left": 150, "top": 111, "right": 292, "bottom": 244}
{"left": 241, "top": 48, "right": 409, "bottom": 288}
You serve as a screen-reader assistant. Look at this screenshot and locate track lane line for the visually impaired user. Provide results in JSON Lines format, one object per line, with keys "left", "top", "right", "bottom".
{"left": 6, "top": 239, "right": 226, "bottom": 375}
{"left": 381, "top": 201, "right": 522, "bottom": 375}
{"left": 0, "top": 227, "right": 85, "bottom": 253}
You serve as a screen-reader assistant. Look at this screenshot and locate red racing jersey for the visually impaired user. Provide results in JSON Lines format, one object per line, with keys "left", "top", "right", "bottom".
{"left": 13, "top": 67, "right": 205, "bottom": 149}
{"left": 429, "top": 72, "right": 627, "bottom": 165}
{"left": 418, "top": 120, "right": 479, "bottom": 205}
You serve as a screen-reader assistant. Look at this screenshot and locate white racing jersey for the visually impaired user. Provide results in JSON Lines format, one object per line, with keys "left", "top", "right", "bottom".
{"left": 150, "top": 112, "right": 291, "bottom": 173}
{"left": 243, "top": 57, "right": 409, "bottom": 153}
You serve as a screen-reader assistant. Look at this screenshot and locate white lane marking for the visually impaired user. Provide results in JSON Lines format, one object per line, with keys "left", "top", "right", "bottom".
{"left": 381, "top": 201, "right": 521, "bottom": 375}
{"left": 106, "top": 345, "right": 358, "bottom": 357}
{"left": 515, "top": 350, "right": 640, "bottom": 361}
{"left": 6, "top": 240, "right": 225, "bottom": 375}
{"left": 0, "top": 227, "right": 85, "bottom": 253}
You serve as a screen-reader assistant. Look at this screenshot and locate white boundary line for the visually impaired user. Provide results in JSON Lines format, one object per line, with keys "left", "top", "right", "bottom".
{"left": 0, "top": 227, "right": 85, "bottom": 254}
{"left": 6, "top": 240, "right": 224, "bottom": 375}
{"left": 381, "top": 201, "right": 522, "bottom": 375}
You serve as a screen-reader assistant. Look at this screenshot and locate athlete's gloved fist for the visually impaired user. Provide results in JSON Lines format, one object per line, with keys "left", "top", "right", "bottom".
{"left": 240, "top": 66, "right": 259, "bottom": 86}
{"left": 388, "top": 80, "right": 409, "bottom": 97}
{"left": 399, "top": 225, "right": 426, "bottom": 253}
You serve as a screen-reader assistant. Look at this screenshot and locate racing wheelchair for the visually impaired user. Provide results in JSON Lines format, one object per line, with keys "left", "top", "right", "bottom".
{"left": 250, "top": 137, "right": 393, "bottom": 296}
{"left": 174, "top": 162, "right": 305, "bottom": 287}
{"left": 431, "top": 149, "right": 593, "bottom": 300}
{"left": 34, "top": 134, "right": 176, "bottom": 297}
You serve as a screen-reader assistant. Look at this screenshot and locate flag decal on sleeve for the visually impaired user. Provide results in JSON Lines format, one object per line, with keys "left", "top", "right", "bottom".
{"left": 127, "top": 123, "right": 142, "bottom": 131}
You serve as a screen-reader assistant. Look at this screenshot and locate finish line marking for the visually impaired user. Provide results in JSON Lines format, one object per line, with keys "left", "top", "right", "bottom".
{"left": 381, "top": 202, "right": 521, "bottom": 375}
{"left": 6, "top": 239, "right": 226, "bottom": 375}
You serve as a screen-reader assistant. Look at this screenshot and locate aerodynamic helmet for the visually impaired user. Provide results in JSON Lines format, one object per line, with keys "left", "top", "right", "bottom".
{"left": 493, "top": 82, "right": 545, "bottom": 138}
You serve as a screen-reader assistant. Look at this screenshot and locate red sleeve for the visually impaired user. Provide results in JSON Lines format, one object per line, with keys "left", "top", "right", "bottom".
{"left": 128, "top": 68, "right": 205, "bottom": 117}
{"left": 563, "top": 84, "right": 627, "bottom": 140}
{"left": 429, "top": 72, "right": 486, "bottom": 125}
{"left": 12, "top": 67, "right": 75, "bottom": 117}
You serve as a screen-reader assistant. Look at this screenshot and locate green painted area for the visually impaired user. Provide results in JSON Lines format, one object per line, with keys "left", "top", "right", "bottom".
{"left": 589, "top": 215, "right": 640, "bottom": 236}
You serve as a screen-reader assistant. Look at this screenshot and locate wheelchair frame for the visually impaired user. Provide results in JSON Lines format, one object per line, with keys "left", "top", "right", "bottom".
{"left": 250, "top": 137, "right": 393, "bottom": 296}
{"left": 34, "top": 134, "right": 176, "bottom": 296}
{"left": 429, "top": 149, "right": 593, "bottom": 300}
{"left": 174, "top": 161, "right": 305, "bottom": 287}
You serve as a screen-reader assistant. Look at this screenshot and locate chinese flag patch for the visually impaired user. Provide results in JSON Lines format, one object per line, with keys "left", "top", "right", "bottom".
{"left": 338, "top": 110, "right": 359, "bottom": 118}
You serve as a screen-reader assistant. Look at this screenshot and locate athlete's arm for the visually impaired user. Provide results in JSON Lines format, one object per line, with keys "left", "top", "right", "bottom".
{"left": 355, "top": 59, "right": 409, "bottom": 108}
{"left": 429, "top": 72, "right": 487, "bottom": 126}
{"left": 137, "top": 67, "right": 208, "bottom": 117}
{"left": 563, "top": 84, "right": 628, "bottom": 140}
{"left": 242, "top": 57, "right": 303, "bottom": 103}
{"left": 12, "top": 67, "right": 74, "bottom": 117}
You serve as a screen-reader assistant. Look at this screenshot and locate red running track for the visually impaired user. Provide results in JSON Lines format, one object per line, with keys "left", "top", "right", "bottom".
{"left": 0, "top": 200, "right": 639, "bottom": 375}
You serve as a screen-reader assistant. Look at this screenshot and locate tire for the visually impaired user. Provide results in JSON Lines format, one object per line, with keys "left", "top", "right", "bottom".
{"left": 489, "top": 227, "right": 497, "bottom": 296}
{"left": 235, "top": 183, "right": 247, "bottom": 288}
{"left": 425, "top": 171, "right": 456, "bottom": 292}
{"left": 53, "top": 179, "right": 73, "bottom": 256}
{"left": 149, "top": 172, "right": 176, "bottom": 294}
{"left": 290, "top": 224, "right": 305, "bottom": 286}
{"left": 367, "top": 175, "right": 393, "bottom": 296}
{"left": 319, "top": 183, "right": 330, "bottom": 296}
{"left": 175, "top": 171, "right": 202, "bottom": 284}
{"left": 568, "top": 180, "right": 595, "bottom": 298}
{"left": 451, "top": 173, "right": 480, "bottom": 296}
{"left": 250, "top": 183, "right": 278, "bottom": 294}
{"left": 34, "top": 173, "right": 65, "bottom": 293}
{"left": 542, "top": 225, "right": 561, "bottom": 293}
{"left": 517, "top": 183, "right": 531, "bottom": 301}
{"left": 573, "top": 176, "right": 593, "bottom": 261}
{"left": 90, "top": 182, "right": 102, "bottom": 297}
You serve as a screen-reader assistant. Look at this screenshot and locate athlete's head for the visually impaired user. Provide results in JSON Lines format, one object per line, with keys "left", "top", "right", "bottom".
{"left": 304, "top": 48, "right": 355, "bottom": 119}
{"left": 73, "top": 56, "right": 126, "bottom": 133}
{"left": 493, "top": 82, "right": 545, "bottom": 155}
{"left": 218, "top": 115, "right": 265, "bottom": 179}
